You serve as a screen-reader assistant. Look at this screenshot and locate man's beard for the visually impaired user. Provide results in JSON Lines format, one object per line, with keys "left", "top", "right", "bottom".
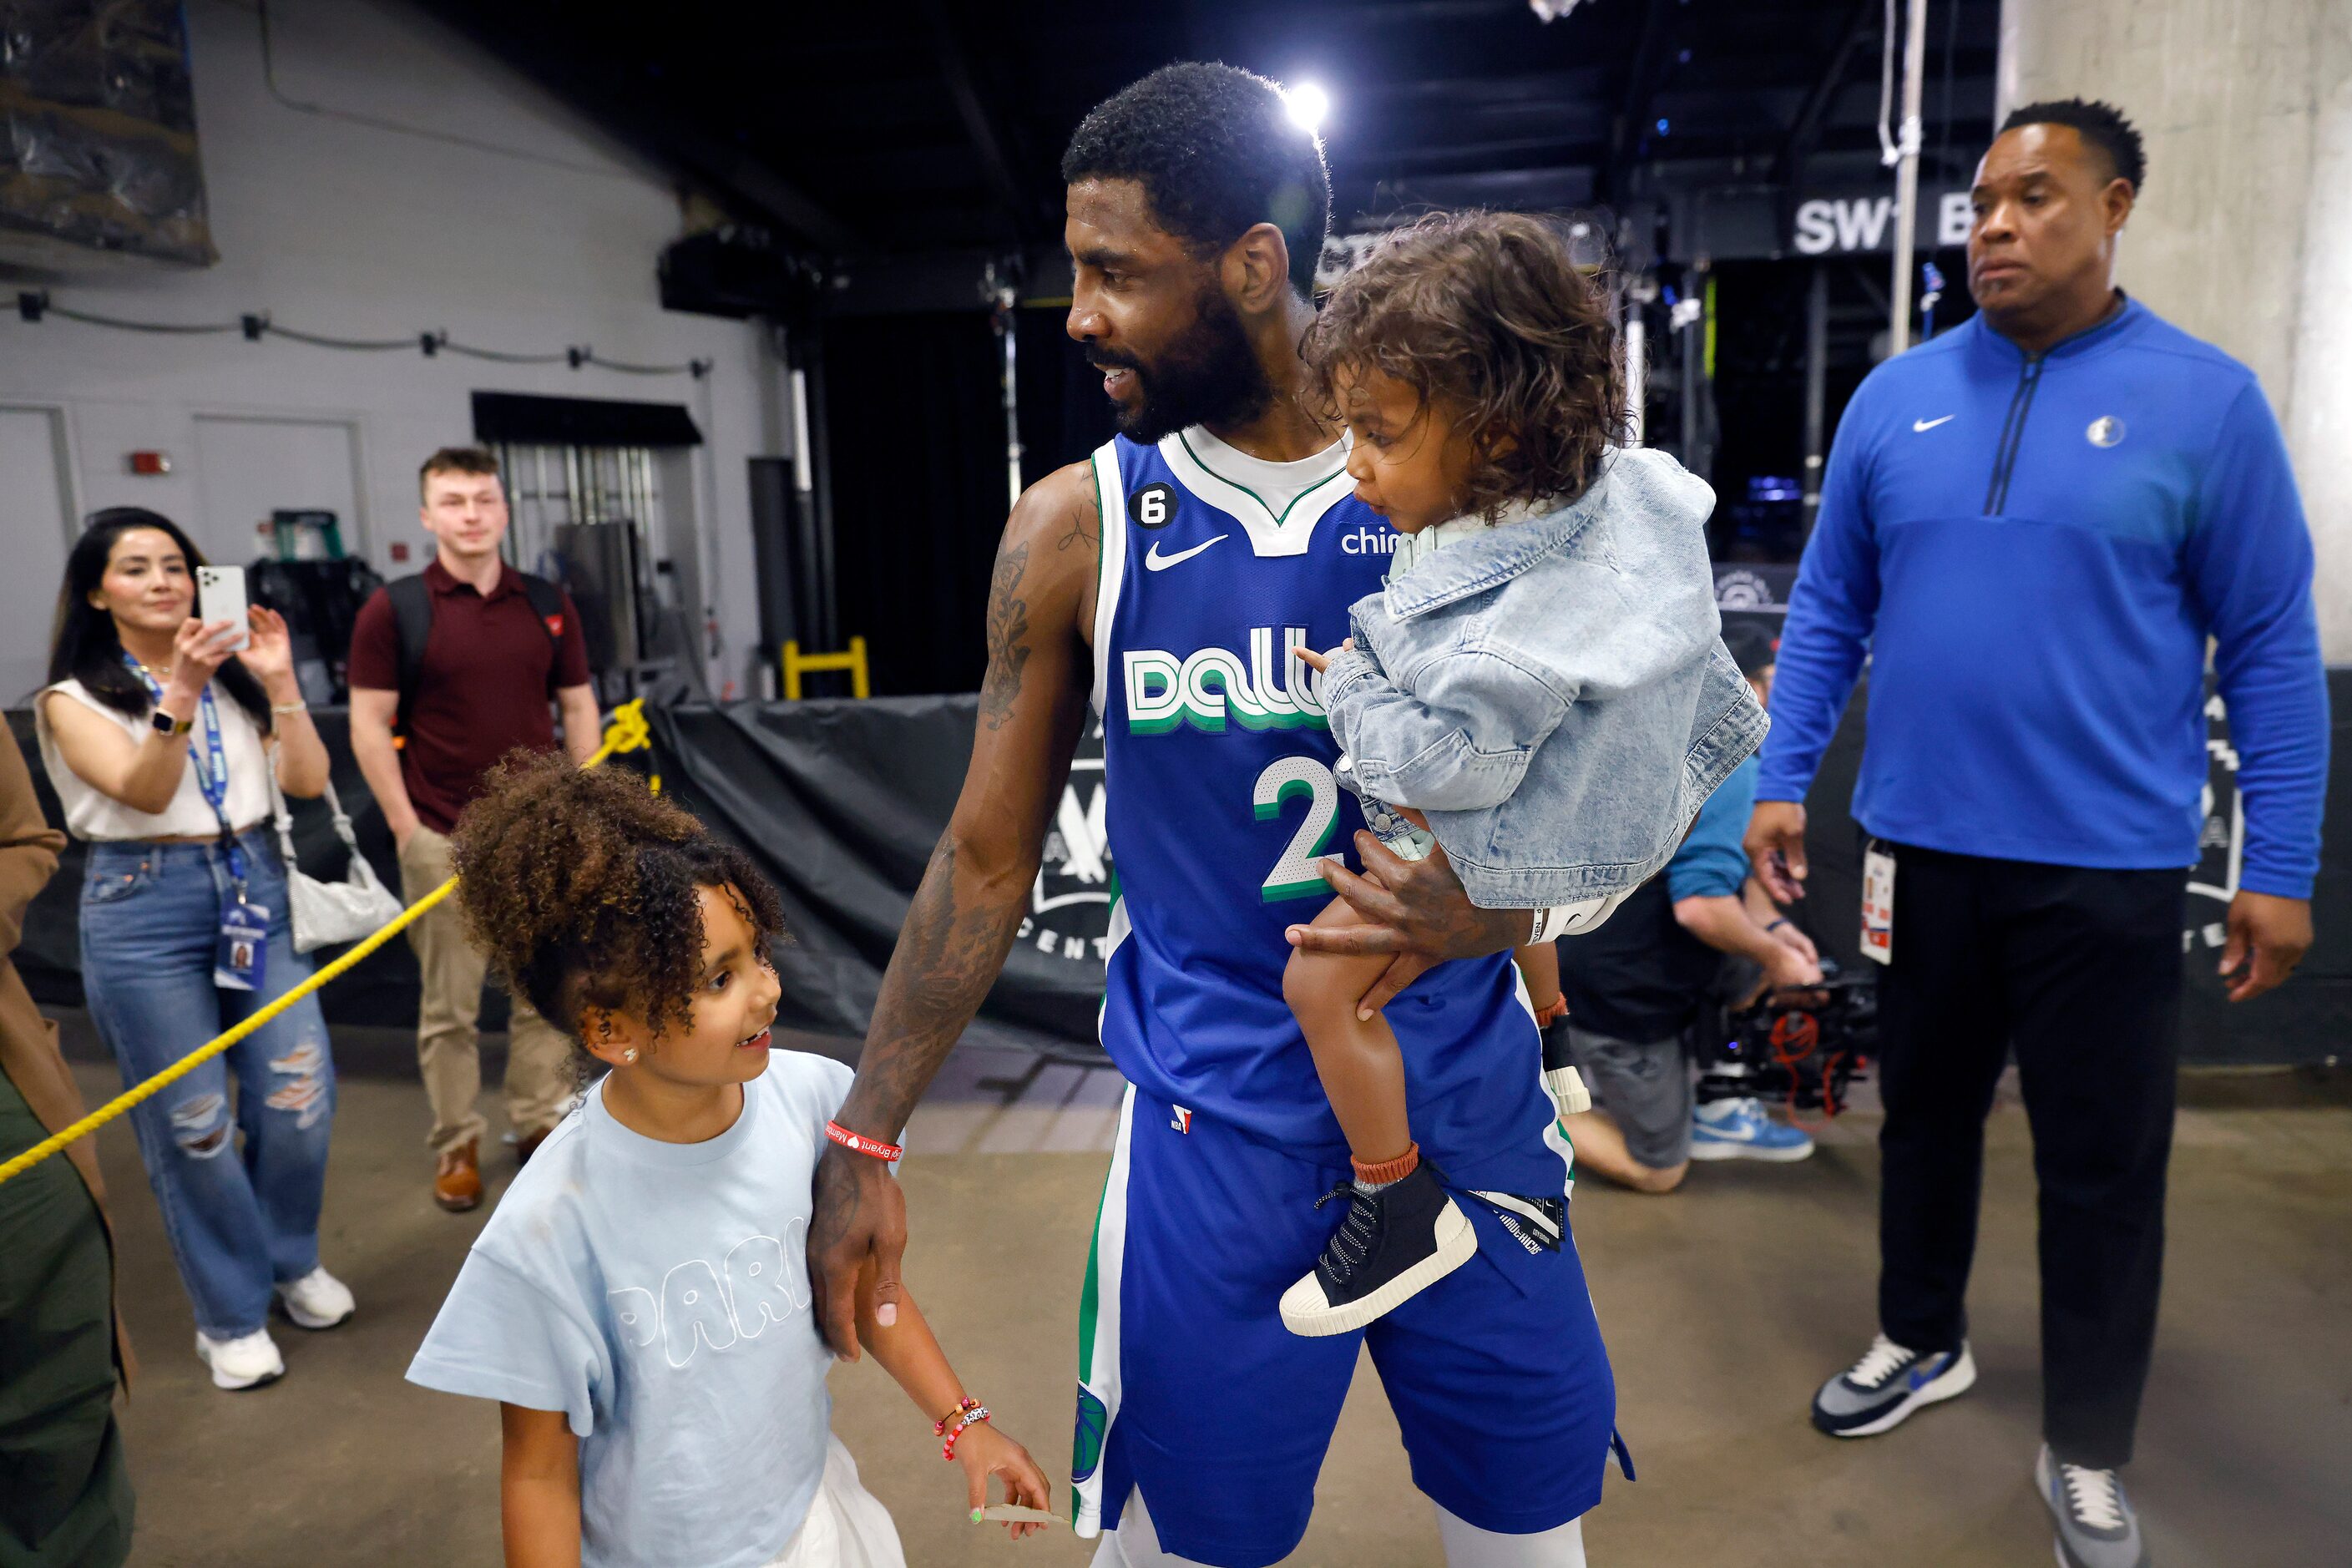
{"left": 1093, "top": 282, "right": 1274, "bottom": 444}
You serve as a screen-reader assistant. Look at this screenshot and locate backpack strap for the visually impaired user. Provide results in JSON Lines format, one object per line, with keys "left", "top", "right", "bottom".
{"left": 516, "top": 573, "right": 570, "bottom": 697}
{"left": 386, "top": 574, "right": 434, "bottom": 736}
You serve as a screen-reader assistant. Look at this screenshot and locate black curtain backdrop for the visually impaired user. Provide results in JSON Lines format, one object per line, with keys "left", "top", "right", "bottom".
{"left": 14, "top": 675, "right": 2348, "bottom": 1065}
{"left": 820, "top": 306, "right": 1111, "bottom": 698}
{"left": 1017, "top": 304, "right": 1119, "bottom": 491}
{"left": 821, "top": 311, "right": 1012, "bottom": 697}
{"left": 640, "top": 701, "right": 1110, "bottom": 1056}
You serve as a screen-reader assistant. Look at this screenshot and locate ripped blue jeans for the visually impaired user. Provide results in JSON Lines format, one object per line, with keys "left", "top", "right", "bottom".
{"left": 79, "top": 829, "right": 336, "bottom": 1339}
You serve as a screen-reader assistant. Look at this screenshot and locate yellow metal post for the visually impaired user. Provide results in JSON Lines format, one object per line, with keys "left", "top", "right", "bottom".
{"left": 781, "top": 637, "right": 871, "bottom": 700}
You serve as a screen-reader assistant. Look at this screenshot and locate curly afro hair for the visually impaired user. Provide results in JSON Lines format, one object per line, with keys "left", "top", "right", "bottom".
{"left": 1061, "top": 62, "right": 1332, "bottom": 298}
{"left": 1305, "top": 210, "right": 1626, "bottom": 520}
{"left": 449, "top": 752, "right": 786, "bottom": 1063}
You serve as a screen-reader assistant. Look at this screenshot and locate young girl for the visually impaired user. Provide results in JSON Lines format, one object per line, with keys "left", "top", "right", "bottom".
{"left": 407, "top": 756, "right": 1050, "bottom": 1566}
{"left": 1277, "top": 211, "right": 1767, "bottom": 1336}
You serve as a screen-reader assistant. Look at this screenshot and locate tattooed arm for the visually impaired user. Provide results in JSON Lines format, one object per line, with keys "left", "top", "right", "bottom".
{"left": 809, "top": 461, "right": 1100, "bottom": 1358}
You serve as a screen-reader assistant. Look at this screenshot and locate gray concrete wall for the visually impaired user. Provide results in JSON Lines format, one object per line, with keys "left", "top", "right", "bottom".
{"left": 1998, "top": 0, "right": 2352, "bottom": 660}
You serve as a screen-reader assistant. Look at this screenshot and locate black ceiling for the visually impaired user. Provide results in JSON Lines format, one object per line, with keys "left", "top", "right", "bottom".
{"left": 417, "top": 0, "right": 2000, "bottom": 262}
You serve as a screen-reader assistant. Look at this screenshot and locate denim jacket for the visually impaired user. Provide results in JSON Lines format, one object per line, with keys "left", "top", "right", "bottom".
{"left": 1321, "top": 447, "right": 1768, "bottom": 908}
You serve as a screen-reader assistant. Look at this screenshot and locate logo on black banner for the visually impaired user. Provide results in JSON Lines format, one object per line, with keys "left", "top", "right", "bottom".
{"left": 1015, "top": 722, "right": 1115, "bottom": 965}
{"left": 2186, "top": 690, "right": 2242, "bottom": 963}
{"left": 1129, "top": 482, "right": 1178, "bottom": 529}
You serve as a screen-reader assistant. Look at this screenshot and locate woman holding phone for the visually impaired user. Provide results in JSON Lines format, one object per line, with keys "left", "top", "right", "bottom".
{"left": 36, "top": 508, "right": 353, "bottom": 1392}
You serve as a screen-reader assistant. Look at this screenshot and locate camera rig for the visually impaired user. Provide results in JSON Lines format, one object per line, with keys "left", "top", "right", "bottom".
{"left": 1694, "top": 969, "right": 1879, "bottom": 1118}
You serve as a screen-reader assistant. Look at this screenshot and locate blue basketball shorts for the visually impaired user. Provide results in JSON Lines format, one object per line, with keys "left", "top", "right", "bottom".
{"left": 1070, "top": 1086, "right": 1621, "bottom": 1568}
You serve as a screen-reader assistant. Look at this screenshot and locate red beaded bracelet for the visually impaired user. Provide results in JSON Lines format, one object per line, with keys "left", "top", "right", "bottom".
{"left": 935, "top": 1397, "right": 990, "bottom": 1461}
{"left": 825, "top": 1120, "right": 903, "bottom": 1162}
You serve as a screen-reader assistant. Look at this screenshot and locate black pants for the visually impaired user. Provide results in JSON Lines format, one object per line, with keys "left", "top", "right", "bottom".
{"left": 1873, "top": 842, "right": 2186, "bottom": 1469}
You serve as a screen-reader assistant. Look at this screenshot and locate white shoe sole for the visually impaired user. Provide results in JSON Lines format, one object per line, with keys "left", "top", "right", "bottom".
{"left": 273, "top": 1292, "right": 352, "bottom": 1331}
{"left": 1687, "top": 1132, "right": 1815, "bottom": 1163}
{"left": 1823, "top": 1346, "right": 1977, "bottom": 1437}
{"left": 1278, "top": 1197, "right": 1477, "bottom": 1337}
{"left": 195, "top": 1334, "right": 285, "bottom": 1392}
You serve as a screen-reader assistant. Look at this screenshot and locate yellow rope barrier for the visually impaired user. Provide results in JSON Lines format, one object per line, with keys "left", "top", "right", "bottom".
{"left": 0, "top": 701, "right": 651, "bottom": 1188}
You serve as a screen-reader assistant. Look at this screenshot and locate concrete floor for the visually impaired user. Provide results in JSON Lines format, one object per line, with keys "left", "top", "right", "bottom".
{"left": 54, "top": 1018, "right": 2352, "bottom": 1567}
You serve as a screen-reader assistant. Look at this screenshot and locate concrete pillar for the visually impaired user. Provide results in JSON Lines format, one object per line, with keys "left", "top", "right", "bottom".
{"left": 2288, "top": 61, "right": 2352, "bottom": 663}
{"left": 1998, "top": 0, "right": 2352, "bottom": 659}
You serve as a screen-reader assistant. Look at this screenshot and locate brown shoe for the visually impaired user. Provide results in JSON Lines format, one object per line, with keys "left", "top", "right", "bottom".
{"left": 515, "top": 1128, "right": 550, "bottom": 1166}
{"left": 433, "top": 1141, "right": 482, "bottom": 1212}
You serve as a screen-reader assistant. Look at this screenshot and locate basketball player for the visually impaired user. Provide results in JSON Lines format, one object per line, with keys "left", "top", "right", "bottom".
{"left": 807, "top": 65, "right": 1622, "bottom": 1567}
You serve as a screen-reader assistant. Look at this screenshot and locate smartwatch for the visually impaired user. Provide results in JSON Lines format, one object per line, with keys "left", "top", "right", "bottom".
{"left": 151, "top": 709, "right": 193, "bottom": 737}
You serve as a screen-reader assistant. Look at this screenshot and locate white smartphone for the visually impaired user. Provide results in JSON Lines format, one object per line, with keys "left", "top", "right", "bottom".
{"left": 195, "top": 565, "right": 252, "bottom": 652}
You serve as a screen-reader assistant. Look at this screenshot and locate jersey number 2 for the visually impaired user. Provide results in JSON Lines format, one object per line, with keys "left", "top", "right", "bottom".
{"left": 1253, "top": 756, "right": 1343, "bottom": 903}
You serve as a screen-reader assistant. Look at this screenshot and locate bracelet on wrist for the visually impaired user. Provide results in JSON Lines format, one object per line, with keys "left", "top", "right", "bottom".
{"left": 1765, "top": 918, "right": 1790, "bottom": 933}
{"left": 935, "top": 1398, "right": 990, "bottom": 1461}
{"left": 271, "top": 701, "right": 308, "bottom": 716}
{"left": 824, "top": 1120, "right": 902, "bottom": 1162}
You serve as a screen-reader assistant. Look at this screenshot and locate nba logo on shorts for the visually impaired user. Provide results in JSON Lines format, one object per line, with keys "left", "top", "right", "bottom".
{"left": 1171, "top": 1106, "right": 1193, "bottom": 1134}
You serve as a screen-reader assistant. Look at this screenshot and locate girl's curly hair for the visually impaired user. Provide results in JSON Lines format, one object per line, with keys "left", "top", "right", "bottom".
{"left": 1305, "top": 210, "right": 1626, "bottom": 520}
{"left": 449, "top": 752, "right": 786, "bottom": 1061}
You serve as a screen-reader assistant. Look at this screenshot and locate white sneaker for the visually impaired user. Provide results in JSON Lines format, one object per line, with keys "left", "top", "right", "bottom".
{"left": 2037, "top": 1444, "right": 2149, "bottom": 1568}
{"left": 195, "top": 1328, "right": 286, "bottom": 1390}
{"left": 1810, "top": 1333, "right": 1975, "bottom": 1436}
{"left": 275, "top": 1266, "right": 356, "bottom": 1329}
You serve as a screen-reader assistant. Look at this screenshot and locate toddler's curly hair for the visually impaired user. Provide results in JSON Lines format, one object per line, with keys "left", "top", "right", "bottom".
{"left": 1305, "top": 210, "right": 1626, "bottom": 520}
{"left": 449, "top": 752, "right": 786, "bottom": 1057}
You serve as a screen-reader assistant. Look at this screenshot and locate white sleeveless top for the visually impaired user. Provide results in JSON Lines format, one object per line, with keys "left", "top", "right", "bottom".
{"left": 35, "top": 679, "right": 274, "bottom": 842}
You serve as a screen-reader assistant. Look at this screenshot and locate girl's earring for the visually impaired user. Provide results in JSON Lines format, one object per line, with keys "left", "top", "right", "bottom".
{"left": 621, "top": 1048, "right": 638, "bottom": 1064}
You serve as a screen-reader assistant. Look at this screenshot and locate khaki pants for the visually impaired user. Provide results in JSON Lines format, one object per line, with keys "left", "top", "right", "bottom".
{"left": 398, "top": 826, "right": 576, "bottom": 1156}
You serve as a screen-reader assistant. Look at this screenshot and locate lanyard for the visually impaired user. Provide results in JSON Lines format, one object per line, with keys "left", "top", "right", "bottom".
{"left": 125, "top": 655, "right": 250, "bottom": 892}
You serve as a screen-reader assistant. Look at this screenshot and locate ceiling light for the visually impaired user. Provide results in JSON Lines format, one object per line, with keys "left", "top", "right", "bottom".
{"left": 1285, "top": 82, "right": 1329, "bottom": 134}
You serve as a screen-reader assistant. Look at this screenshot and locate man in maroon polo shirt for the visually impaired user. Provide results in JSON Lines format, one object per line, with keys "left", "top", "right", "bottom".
{"left": 347, "top": 447, "right": 599, "bottom": 1212}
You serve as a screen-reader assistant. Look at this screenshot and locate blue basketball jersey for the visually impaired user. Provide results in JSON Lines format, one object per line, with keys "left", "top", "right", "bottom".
{"left": 1088, "top": 431, "right": 1556, "bottom": 1163}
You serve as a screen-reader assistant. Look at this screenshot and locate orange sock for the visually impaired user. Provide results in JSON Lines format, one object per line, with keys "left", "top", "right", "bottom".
{"left": 1352, "top": 1142, "right": 1420, "bottom": 1187}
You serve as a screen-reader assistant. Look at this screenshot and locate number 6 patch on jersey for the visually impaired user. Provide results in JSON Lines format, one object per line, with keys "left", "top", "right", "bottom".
{"left": 1129, "top": 482, "right": 1177, "bottom": 529}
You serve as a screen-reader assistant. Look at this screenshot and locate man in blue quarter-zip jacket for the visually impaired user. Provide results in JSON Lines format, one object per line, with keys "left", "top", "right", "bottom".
{"left": 1745, "top": 100, "right": 2327, "bottom": 1568}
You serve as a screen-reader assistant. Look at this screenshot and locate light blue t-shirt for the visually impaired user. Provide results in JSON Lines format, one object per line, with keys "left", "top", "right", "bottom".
{"left": 407, "top": 1051, "right": 854, "bottom": 1568}
{"left": 1664, "top": 755, "right": 1758, "bottom": 903}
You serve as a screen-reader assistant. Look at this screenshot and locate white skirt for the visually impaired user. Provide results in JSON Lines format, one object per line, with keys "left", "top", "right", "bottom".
{"left": 757, "top": 1435, "right": 907, "bottom": 1568}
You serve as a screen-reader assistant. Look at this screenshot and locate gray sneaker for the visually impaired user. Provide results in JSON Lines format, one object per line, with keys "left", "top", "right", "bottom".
{"left": 2037, "top": 1444, "right": 2149, "bottom": 1568}
{"left": 1810, "top": 1332, "right": 1976, "bottom": 1437}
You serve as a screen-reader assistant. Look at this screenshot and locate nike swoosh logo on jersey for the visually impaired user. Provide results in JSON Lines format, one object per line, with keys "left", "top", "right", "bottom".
{"left": 1144, "top": 535, "right": 1229, "bottom": 571}
{"left": 1913, "top": 415, "right": 1955, "bottom": 432}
